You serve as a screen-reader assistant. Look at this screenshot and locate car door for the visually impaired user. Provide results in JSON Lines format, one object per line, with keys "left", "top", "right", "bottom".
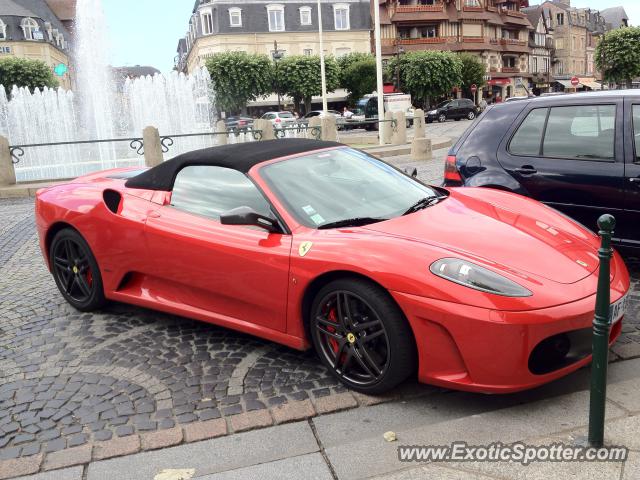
{"left": 447, "top": 100, "right": 459, "bottom": 119}
{"left": 143, "top": 165, "right": 292, "bottom": 332}
{"left": 497, "top": 99, "right": 626, "bottom": 233}
{"left": 622, "top": 98, "right": 640, "bottom": 246}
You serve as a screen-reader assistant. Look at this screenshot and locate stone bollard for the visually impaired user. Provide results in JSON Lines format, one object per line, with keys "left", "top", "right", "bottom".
{"left": 253, "top": 119, "right": 275, "bottom": 141}
{"left": 382, "top": 110, "right": 394, "bottom": 144}
{"left": 413, "top": 109, "right": 425, "bottom": 139}
{"left": 391, "top": 111, "right": 407, "bottom": 146}
{"left": 411, "top": 137, "right": 432, "bottom": 161}
{"left": 216, "top": 120, "right": 228, "bottom": 146}
{"left": 0, "top": 136, "right": 16, "bottom": 186}
{"left": 320, "top": 115, "right": 337, "bottom": 142}
{"left": 143, "top": 126, "right": 164, "bottom": 167}
{"left": 308, "top": 117, "right": 322, "bottom": 140}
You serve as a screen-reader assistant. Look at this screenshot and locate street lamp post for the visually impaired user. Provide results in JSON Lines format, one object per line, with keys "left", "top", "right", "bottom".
{"left": 272, "top": 41, "right": 284, "bottom": 111}
{"left": 317, "top": 0, "right": 328, "bottom": 113}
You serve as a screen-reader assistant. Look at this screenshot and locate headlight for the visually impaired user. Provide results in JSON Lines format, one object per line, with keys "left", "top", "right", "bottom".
{"left": 428, "top": 110, "right": 438, "bottom": 115}
{"left": 430, "top": 258, "right": 532, "bottom": 297}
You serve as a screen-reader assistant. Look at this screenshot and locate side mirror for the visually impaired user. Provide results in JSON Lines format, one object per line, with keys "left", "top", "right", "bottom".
{"left": 220, "top": 206, "right": 281, "bottom": 233}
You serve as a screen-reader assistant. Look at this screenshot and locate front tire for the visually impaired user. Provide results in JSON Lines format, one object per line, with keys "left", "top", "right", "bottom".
{"left": 438, "top": 114, "right": 446, "bottom": 123}
{"left": 309, "top": 278, "right": 417, "bottom": 394}
{"left": 50, "top": 228, "right": 106, "bottom": 312}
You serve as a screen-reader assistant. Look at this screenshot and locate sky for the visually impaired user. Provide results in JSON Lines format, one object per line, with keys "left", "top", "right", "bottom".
{"left": 103, "top": 0, "right": 638, "bottom": 74}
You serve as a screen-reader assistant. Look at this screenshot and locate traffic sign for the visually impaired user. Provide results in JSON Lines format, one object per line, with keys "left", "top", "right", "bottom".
{"left": 470, "top": 84, "right": 478, "bottom": 94}
{"left": 571, "top": 76, "right": 580, "bottom": 87}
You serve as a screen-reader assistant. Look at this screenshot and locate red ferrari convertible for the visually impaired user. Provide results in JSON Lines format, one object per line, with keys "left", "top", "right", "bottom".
{"left": 35, "top": 139, "right": 630, "bottom": 394}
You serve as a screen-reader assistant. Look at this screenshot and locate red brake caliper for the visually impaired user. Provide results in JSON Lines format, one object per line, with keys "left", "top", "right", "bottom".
{"left": 327, "top": 308, "right": 339, "bottom": 354}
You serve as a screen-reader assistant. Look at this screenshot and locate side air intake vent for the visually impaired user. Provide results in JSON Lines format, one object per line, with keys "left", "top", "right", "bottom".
{"left": 103, "top": 189, "right": 122, "bottom": 214}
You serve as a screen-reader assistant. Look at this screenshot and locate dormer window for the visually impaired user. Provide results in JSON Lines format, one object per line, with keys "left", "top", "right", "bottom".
{"left": 229, "top": 8, "right": 242, "bottom": 27}
{"left": 333, "top": 4, "right": 349, "bottom": 31}
{"left": 299, "top": 6, "right": 312, "bottom": 26}
{"left": 202, "top": 11, "right": 213, "bottom": 34}
{"left": 267, "top": 5, "right": 285, "bottom": 32}
{"left": 21, "top": 17, "right": 39, "bottom": 40}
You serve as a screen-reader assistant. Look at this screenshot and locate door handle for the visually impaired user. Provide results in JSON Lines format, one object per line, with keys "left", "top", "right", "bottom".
{"left": 515, "top": 166, "right": 537, "bottom": 175}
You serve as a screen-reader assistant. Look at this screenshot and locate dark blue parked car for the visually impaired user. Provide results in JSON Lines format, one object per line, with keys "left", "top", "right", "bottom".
{"left": 443, "top": 90, "right": 640, "bottom": 249}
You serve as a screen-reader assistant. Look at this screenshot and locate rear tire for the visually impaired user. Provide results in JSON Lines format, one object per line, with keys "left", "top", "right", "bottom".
{"left": 49, "top": 228, "right": 106, "bottom": 312}
{"left": 467, "top": 111, "right": 476, "bottom": 120}
{"left": 309, "top": 278, "right": 417, "bottom": 394}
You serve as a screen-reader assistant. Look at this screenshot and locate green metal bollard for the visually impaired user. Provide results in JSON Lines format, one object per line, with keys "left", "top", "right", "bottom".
{"left": 588, "top": 214, "right": 616, "bottom": 448}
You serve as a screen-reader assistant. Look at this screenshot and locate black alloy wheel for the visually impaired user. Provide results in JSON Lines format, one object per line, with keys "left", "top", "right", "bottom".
{"left": 50, "top": 229, "right": 106, "bottom": 311}
{"left": 310, "top": 278, "right": 416, "bottom": 394}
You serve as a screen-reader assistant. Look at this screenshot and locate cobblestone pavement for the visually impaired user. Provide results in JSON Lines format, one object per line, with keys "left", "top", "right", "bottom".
{"left": 1, "top": 185, "right": 639, "bottom": 475}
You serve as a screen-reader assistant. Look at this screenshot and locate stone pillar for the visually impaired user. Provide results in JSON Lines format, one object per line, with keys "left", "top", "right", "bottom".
{"left": 382, "top": 110, "right": 394, "bottom": 144}
{"left": 320, "top": 115, "right": 337, "bottom": 142}
{"left": 308, "top": 117, "right": 322, "bottom": 140}
{"left": 143, "top": 126, "right": 164, "bottom": 167}
{"left": 391, "top": 111, "right": 407, "bottom": 146}
{"left": 253, "top": 119, "right": 275, "bottom": 141}
{"left": 413, "top": 109, "right": 425, "bottom": 139}
{"left": 215, "top": 120, "right": 228, "bottom": 146}
{"left": 0, "top": 136, "right": 16, "bottom": 186}
{"left": 411, "top": 137, "right": 432, "bottom": 161}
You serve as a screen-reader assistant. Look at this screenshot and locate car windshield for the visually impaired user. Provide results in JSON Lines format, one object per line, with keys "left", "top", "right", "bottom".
{"left": 260, "top": 147, "right": 443, "bottom": 229}
{"left": 279, "top": 112, "right": 294, "bottom": 118}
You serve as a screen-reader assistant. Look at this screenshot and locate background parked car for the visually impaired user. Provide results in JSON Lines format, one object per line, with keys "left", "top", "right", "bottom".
{"left": 224, "top": 116, "right": 254, "bottom": 131}
{"left": 302, "top": 110, "right": 346, "bottom": 130}
{"left": 426, "top": 99, "right": 479, "bottom": 123}
{"left": 442, "top": 90, "right": 640, "bottom": 249}
{"left": 260, "top": 111, "right": 297, "bottom": 128}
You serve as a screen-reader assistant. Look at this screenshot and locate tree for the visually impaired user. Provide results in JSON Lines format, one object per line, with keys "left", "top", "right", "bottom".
{"left": 0, "top": 57, "right": 58, "bottom": 95}
{"left": 205, "top": 52, "right": 273, "bottom": 114}
{"left": 596, "top": 26, "right": 640, "bottom": 88}
{"left": 278, "top": 55, "right": 340, "bottom": 113}
{"left": 386, "top": 51, "right": 462, "bottom": 108}
{"left": 338, "top": 53, "right": 377, "bottom": 101}
{"left": 457, "top": 52, "right": 486, "bottom": 100}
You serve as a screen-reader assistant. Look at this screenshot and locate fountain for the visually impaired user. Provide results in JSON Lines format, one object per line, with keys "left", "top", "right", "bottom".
{"left": 0, "top": 0, "right": 217, "bottom": 182}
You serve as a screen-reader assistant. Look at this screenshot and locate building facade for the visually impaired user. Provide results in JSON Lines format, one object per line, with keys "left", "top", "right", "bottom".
{"left": 538, "top": 1, "right": 608, "bottom": 90}
{"left": 522, "top": 6, "right": 552, "bottom": 93}
{"left": 178, "top": 0, "right": 372, "bottom": 74}
{"left": 0, "top": 0, "right": 72, "bottom": 89}
{"left": 378, "top": 0, "right": 534, "bottom": 100}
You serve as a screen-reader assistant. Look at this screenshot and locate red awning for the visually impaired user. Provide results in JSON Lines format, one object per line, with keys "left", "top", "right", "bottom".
{"left": 488, "top": 78, "right": 512, "bottom": 86}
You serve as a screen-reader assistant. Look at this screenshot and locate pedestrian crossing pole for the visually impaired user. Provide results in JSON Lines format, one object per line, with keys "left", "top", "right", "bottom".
{"left": 588, "top": 214, "right": 615, "bottom": 448}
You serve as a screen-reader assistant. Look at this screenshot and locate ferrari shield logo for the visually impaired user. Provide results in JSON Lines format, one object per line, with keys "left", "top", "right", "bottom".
{"left": 299, "top": 241, "right": 313, "bottom": 257}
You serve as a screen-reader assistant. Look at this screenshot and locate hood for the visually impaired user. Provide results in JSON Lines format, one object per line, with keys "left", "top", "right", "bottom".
{"left": 363, "top": 191, "right": 600, "bottom": 285}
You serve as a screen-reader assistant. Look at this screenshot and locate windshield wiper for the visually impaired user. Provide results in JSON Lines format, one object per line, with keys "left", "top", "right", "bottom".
{"left": 402, "top": 196, "right": 442, "bottom": 215}
{"left": 317, "top": 217, "right": 386, "bottom": 230}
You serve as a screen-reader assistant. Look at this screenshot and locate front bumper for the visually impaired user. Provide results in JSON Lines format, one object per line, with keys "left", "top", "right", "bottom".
{"left": 392, "top": 278, "right": 628, "bottom": 394}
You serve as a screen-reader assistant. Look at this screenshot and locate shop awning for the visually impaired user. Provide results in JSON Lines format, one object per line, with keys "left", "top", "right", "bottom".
{"left": 581, "top": 80, "right": 603, "bottom": 90}
{"left": 555, "top": 79, "right": 581, "bottom": 89}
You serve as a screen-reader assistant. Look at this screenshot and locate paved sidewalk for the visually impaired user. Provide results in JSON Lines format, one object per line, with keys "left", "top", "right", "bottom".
{"left": 9, "top": 357, "right": 640, "bottom": 480}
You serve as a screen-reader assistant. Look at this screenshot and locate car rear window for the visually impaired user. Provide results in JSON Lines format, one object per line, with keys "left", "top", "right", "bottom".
{"left": 279, "top": 112, "right": 294, "bottom": 118}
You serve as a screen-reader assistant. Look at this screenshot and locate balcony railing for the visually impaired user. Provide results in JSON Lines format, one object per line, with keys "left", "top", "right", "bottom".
{"left": 500, "top": 38, "right": 527, "bottom": 46}
{"left": 463, "top": 6, "right": 484, "bottom": 12}
{"left": 462, "top": 37, "right": 486, "bottom": 43}
{"left": 397, "top": 36, "right": 446, "bottom": 45}
{"left": 395, "top": 2, "right": 444, "bottom": 13}
{"left": 501, "top": 67, "right": 520, "bottom": 73}
{"left": 503, "top": 9, "right": 526, "bottom": 18}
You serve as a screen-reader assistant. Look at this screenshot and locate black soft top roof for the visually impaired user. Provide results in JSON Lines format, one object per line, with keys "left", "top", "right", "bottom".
{"left": 125, "top": 138, "right": 342, "bottom": 191}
